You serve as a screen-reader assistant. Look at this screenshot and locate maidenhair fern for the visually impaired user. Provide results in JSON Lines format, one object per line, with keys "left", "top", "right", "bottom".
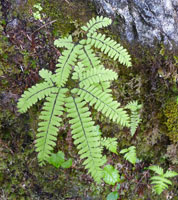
{"left": 148, "top": 165, "right": 178, "bottom": 195}
{"left": 17, "top": 16, "right": 134, "bottom": 183}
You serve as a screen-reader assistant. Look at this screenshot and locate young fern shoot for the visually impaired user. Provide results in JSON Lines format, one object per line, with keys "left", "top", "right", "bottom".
{"left": 120, "top": 146, "right": 137, "bottom": 165}
{"left": 17, "top": 16, "right": 133, "bottom": 183}
{"left": 149, "top": 165, "right": 178, "bottom": 195}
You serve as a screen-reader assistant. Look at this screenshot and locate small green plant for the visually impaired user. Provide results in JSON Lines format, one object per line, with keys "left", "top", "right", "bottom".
{"left": 148, "top": 165, "right": 178, "bottom": 195}
{"left": 47, "top": 151, "right": 72, "bottom": 169}
{"left": 120, "top": 146, "right": 137, "bottom": 165}
{"left": 103, "top": 165, "right": 120, "bottom": 185}
{"left": 106, "top": 190, "right": 119, "bottom": 200}
{"left": 17, "top": 16, "right": 134, "bottom": 183}
{"left": 33, "top": 3, "right": 43, "bottom": 21}
{"left": 125, "top": 101, "right": 142, "bottom": 136}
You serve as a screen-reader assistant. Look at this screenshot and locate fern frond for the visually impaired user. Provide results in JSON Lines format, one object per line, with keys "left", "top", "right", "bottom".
{"left": 55, "top": 44, "right": 80, "bottom": 86}
{"left": 93, "top": 82, "right": 111, "bottom": 92}
{"left": 149, "top": 165, "right": 164, "bottom": 176}
{"left": 86, "top": 32, "right": 132, "bottom": 67}
{"left": 126, "top": 101, "right": 142, "bottom": 136}
{"left": 100, "top": 137, "right": 118, "bottom": 154}
{"left": 125, "top": 100, "right": 142, "bottom": 111}
{"left": 148, "top": 165, "right": 178, "bottom": 195}
{"left": 120, "top": 146, "right": 137, "bottom": 164}
{"left": 81, "top": 16, "right": 112, "bottom": 34}
{"left": 78, "top": 44, "right": 103, "bottom": 69}
{"left": 164, "top": 170, "right": 178, "bottom": 178}
{"left": 35, "top": 88, "right": 67, "bottom": 164}
{"left": 39, "top": 69, "right": 55, "bottom": 84}
{"left": 77, "top": 65, "right": 118, "bottom": 87}
{"left": 54, "top": 35, "right": 73, "bottom": 49}
{"left": 150, "top": 176, "right": 172, "bottom": 185}
{"left": 17, "top": 82, "right": 57, "bottom": 113}
{"left": 66, "top": 96, "right": 106, "bottom": 182}
{"left": 73, "top": 86, "right": 130, "bottom": 127}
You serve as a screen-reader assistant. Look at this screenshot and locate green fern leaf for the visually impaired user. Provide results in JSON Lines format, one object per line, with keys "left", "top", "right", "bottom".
{"left": 86, "top": 32, "right": 132, "bottom": 67}
{"left": 74, "top": 63, "right": 118, "bottom": 87}
{"left": 39, "top": 69, "right": 55, "bottom": 84}
{"left": 66, "top": 96, "right": 106, "bottom": 183}
{"left": 164, "top": 170, "right": 178, "bottom": 178}
{"left": 126, "top": 101, "right": 142, "bottom": 136}
{"left": 149, "top": 165, "right": 164, "bottom": 176}
{"left": 100, "top": 137, "right": 118, "bottom": 154}
{"left": 120, "top": 146, "right": 137, "bottom": 164}
{"left": 17, "top": 82, "right": 57, "bottom": 113}
{"left": 78, "top": 44, "right": 103, "bottom": 69}
{"left": 148, "top": 165, "right": 178, "bottom": 195}
{"left": 54, "top": 35, "right": 73, "bottom": 49}
{"left": 81, "top": 16, "right": 112, "bottom": 33}
{"left": 55, "top": 44, "right": 80, "bottom": 86}
{"left": 73, "top": 86, "right": 130, "bottom": 127}
{"left": 35, "top": 88, "right": 67, "bottom": 164}
{"left": 150, "top": 176, "right": 172, "bottom": 185}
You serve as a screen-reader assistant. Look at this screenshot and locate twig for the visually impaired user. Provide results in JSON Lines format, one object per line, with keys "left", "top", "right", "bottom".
{"left": 31, "top": 19, "right": 57, "bottom": 36}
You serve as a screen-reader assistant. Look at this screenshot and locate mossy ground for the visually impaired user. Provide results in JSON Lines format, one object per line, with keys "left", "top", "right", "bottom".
{"left": 0, "top": 0, "right": 178, "bottom": 199}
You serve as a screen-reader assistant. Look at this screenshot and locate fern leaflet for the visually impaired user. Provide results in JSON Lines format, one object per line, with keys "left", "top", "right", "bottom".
{"left": 81, "top": 16, "right": 112, "bottom": 34}
{"left": 55, "top": 44, "right": 79, "bottom": 87}
{"left": 149, "top": 165, "right": 178, "bottom": 195}
{"left": 120, "top": 146, "right": 137, "bottom": 165}
{"left": 35, "top": 88, "right": 67, "bottom": 164}
{"left": 73, "top": 63, "right": 118, "bottom": 87}
{"left": 74, "top": 86, "right": 130, "bottom": 127}
{"left": 126, "top": 101, "right": 142, "bottom": 136}
{"left": 86, "top": 32, "right": 132, "bottom": 67}
{"left": 66, "top": 96, "right": 106, "bottom": 183}
{"left": 78, "top": 44, "right": 103, "bottom": 69}
{"left": 100, "top": 137, "right": 118, "bottom": 154}
{"left": 17, "top": 82, "right": 56, "bottom": 113}
{"left": 54, "top": 35, "right": 73, "bottom": 49}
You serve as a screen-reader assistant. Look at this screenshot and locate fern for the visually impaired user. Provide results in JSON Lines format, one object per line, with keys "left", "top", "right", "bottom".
{"left": 85, "top": 32, "right": 132, "bottom": 67}
{"left": 35, "top": 88, "right": 67, "bottom": 164}
{"left": 81, "top": 16, "right": 112, "bottom": 33}
{"left": 148, "top": 165, "right": 178, "bottom": 195}
{"left": 120, "top": 146, "right": 137, "bottom": 165}
{"left": 17, "top": 16, "right": 135, "bottom": 182}
{"left": 74, "top": 86, "right": 130, "bottom": 127}
{"left": 100, "top": 137, "right": 118, "bottom": 154}
{"left": 66, "top": 96, "right": 106, "bottom": 182}
{"left": 125, "top": 101, "right": 142, "bottom": 136}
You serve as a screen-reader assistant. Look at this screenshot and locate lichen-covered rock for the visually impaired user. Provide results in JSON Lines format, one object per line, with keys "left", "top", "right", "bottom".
{"left": 90, "top": 0, "right": 178, "bottom": 48}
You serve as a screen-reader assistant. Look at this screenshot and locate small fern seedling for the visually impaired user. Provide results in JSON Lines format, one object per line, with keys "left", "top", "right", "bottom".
{"left": 125, "top": 101, "right": 142, "bottom": 136}
{"left": 148, "top": 165, "right": 178, "bottom": 195}
{"left": 17, "top": 16, "right": 134, "bottom": 183}
{"left": 120, "top": 146, "right": 137, "bottom": 165}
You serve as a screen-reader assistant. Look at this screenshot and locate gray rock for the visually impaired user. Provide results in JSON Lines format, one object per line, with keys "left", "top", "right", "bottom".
{"left": 90, "top": 0, "right": 178, "bottom": 48}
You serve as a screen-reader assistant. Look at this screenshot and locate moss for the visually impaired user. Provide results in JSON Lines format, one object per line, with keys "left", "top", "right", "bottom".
{"left": 163, "top": 98, "right": 178, "bottom": 143}
{"left": 42, "top": 0, "right": 95, "bottom": 37}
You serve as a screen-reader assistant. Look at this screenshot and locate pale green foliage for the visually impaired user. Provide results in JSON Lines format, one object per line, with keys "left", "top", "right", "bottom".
{"left": 81, "top": 16, "right": 112, "bottom": 33}
{"left": 47, "top": 151, "right": 72, "bottom": 169}
{"left": 126, "top": 101, "right": 142, "bottom": 136}
{"left": 120, "top": 146, "right": 137, "bottom": 164}
{"left": 100, "top": 137, "right": 118, "bottom": 154}
{"left": 66, "top": 96, "right": 106, "bottom": 182}
{"left": 149, "top": 165, "right": 178, "bottom": 195}
{"left": 33, "top": 3, "right": 43, "bottom": 20}
{"left": 17, "top": 16, "right": 133, "bottom": 182}
{"left": 103, "top": 165, "right": 120, "bottom": 185}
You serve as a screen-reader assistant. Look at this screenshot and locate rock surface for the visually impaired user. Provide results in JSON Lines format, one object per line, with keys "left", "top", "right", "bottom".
{"left": 90, "top": 0, "right": 178, "bottom": 48}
